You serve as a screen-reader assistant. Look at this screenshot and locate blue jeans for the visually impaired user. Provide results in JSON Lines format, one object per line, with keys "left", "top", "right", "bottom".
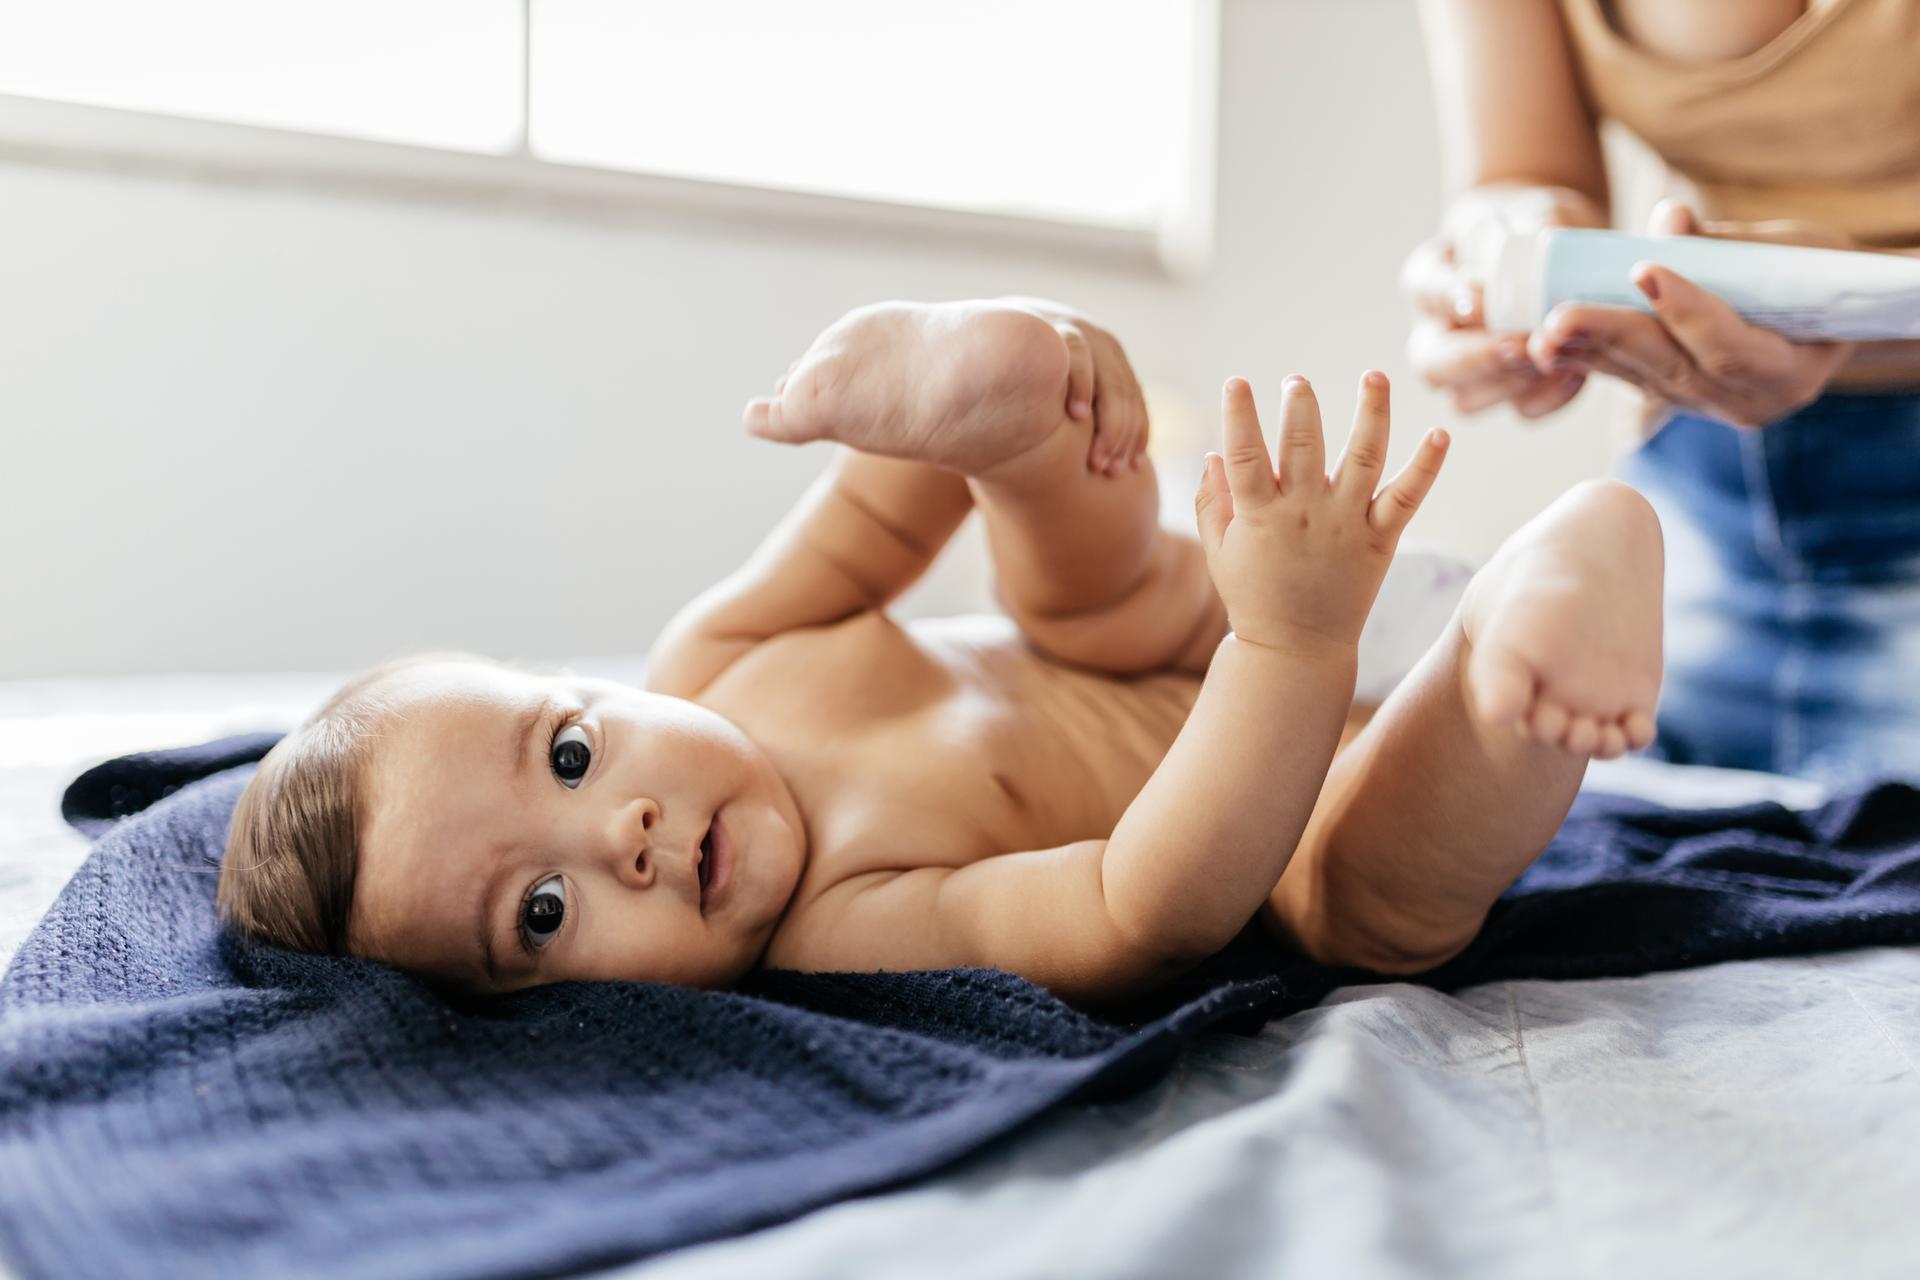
{"left": 1617, "top": 391, "right": 1920, "bottom": 785}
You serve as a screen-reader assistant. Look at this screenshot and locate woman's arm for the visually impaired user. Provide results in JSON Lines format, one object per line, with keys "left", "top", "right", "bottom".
{"left": 1417, "top": 0, "right": 1608, "bottom": 203}
{"left": 1408, "top": 0, "right": 1612, "bottom": 418}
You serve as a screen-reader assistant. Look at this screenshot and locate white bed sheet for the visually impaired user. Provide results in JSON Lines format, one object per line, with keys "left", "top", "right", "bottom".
{"left": 3, "top": 677, "right": 1914, "bottom": 1280}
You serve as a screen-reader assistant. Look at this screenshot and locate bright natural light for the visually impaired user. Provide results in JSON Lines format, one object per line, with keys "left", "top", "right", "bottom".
{"left": 0, "top": 0, "right": 524, "bottom": 152}
{"left": 0, "top": 1, "right": 1204, "bottom": 229}
{"left": 529, "top": 0, "right": 1200, "bottom": 228}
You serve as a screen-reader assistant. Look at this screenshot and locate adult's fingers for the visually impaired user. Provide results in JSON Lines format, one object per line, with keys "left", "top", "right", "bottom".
{"left": 1646, "top": 198, "right": 1700, "bottom": 238}
{"left": 1403, "top": 235, "right": 1479, "bottom": 324}
{"left": 1411, "top": 320, "right": 1556, "bottom": 414}
{"left": 1411, "top": 320, "right": 1534, "bottom": 391}
{"left": 1511, "top": 370, "right": 1586, "bottom": 419}
{"left": 1219, "top": 378, "right": 1278, "bottom": 510}
{"left": 1534, "top": 304, "right": 1710, "bottom": 406}
{"left": 1629, "top": 265, "right": 1805, "bottom": 395}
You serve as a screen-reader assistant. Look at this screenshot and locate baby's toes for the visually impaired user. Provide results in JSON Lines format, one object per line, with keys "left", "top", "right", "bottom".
{"left": 1563, "top": 715, "right": 1601, "bottom": 756}
{"left": 1528, "top": 699, "right": 1570, "bottom": 744}
{"left": 1623, "top": 710, "right": 1658, "bottom": 751}
{"left": 1596, "top": 721, "right": 1628, "bottom": 760}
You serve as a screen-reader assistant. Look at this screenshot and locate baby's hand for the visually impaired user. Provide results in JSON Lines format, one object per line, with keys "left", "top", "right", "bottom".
{"left": 1194, "top": 372, "right": 1448, "bottom": 654}
{"left": 1002, "top": 297, "right": 1149, "bottom": 477}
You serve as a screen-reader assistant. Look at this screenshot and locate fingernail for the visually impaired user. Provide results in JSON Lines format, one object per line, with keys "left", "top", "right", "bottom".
{"left": 1284, "top": 374, "right": 1308, "bottom": 389}
{"left": 1071, "top": 399, "right": 1091, "bottom": 418}
{"left": 1363, "top": 369, "right": 1388, "bottom": 389}
{"left": 1636, "top": 269, "right": 1661, "bottom": 303}
{"left": 1429, "top": 428, "right": 1449, "bottom": 447}
{"left": 1453, "top": 294, "right": 1476, "bottom": 320}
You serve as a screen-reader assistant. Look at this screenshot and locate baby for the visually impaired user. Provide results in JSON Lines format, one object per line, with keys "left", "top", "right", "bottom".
{"left": 218, "top": 299, "right": 1664, "bottom": 1008}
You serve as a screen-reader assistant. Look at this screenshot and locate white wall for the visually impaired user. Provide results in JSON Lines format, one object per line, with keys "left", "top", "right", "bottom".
{"left": 0, "top": 0, "right": 1612, "bottom": 679}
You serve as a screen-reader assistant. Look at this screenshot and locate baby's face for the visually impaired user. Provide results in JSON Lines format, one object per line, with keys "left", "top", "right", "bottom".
{"left": 349, "top": 662, "right": 807, "bottom": 993}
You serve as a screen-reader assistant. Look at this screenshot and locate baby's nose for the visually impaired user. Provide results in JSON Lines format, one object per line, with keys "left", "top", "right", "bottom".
{"left": 613, "top": 798, "right": 661, "bottom": 885}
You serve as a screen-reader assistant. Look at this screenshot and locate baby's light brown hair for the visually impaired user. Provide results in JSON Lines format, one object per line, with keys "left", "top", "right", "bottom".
{"left": 217, "top": 653, "right": 490, "bottom": 954}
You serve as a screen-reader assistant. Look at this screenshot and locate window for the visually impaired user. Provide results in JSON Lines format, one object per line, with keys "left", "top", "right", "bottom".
{"left": 530, "top": 0, "right": 1200, "bottom": 230}
{"left": 0, "top": 1, "right": 1212, "bottom": 244}
{"left": 0, "top": 1, "right": 524, "bottom": 152}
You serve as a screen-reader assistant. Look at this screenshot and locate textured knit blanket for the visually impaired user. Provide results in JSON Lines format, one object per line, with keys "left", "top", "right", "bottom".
{"left": 5, "top": 737, "right": 1920, "bottom": 1280}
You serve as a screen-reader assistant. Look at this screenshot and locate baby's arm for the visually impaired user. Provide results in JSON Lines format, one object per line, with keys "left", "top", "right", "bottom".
{"left": 772, "top": 375, "right": 1448, "bottom": 1003}
{"left": 645, "top": 448, "right": 970, "bottom": 697}
{"left": 770, "top": 633, "right": 1365, "bottom": 1004}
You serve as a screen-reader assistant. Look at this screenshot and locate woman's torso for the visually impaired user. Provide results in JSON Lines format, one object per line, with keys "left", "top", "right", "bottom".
{"left": 1560, "top": 0, "right": 1920, "bottom": 249}
{"left": 693, "top": 611, "right": 1200, "bottom": 914}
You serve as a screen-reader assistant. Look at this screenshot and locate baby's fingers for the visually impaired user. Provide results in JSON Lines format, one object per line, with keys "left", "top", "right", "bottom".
{"left": 1057, "top": 323, "right": 1095, "bottom": 424}
{"left": 1368, "top": 428, "right": 1450, "bottom": 537}
{"left": 1194, "top": 452, "right": 1234, "bottom": 552}
{"left": 1220, "top": 378, "right": 1277, "bottom": 510}
{"left": 1334, "top": 370, "right": 1391, "bottom": 501}
{"left": 743, "top": 396, "right": 781, "bottom": 439}
{"left": 1276, "top": 376, "right": 1326, "bottom": 494}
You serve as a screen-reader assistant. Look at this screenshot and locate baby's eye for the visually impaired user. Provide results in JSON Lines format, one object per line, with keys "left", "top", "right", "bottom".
{"left": 550, "top": 723, "right": 591, "bottom": 788}
{"left": 521, "top": 874, "right": 565, "bottom": 950}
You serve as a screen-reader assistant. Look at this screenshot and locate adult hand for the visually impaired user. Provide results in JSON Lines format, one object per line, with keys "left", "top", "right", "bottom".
{"left": 1526, "top": 201, "right": 1858, "bottom": 430}
{"left": 1405, "top": 186, "right": 1606, "bottom": 419}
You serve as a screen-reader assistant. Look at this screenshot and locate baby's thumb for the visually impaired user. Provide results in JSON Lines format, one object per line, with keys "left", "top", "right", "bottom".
{"left": 743, "top": 396, "right": 805, "bottom": 443}
{"left": 1194, "top": 453, "right": 1232, "bottom": 549}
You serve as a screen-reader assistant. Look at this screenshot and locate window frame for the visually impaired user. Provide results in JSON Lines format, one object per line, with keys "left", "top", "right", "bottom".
{"left": 0, "top": 0, "right": 1218, "bottom": 275}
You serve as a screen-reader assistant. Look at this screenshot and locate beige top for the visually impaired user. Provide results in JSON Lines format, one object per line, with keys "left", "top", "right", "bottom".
{"left": 1560, "top": 0, "right": 1920, "bottom": 248}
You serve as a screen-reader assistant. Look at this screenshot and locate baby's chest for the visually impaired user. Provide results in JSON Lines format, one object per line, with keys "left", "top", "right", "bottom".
{"left": 701, "top": 614, "right": 1189, "bottom": 873}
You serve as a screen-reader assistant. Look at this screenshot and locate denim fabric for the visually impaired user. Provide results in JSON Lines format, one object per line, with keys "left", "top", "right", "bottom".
{"left": 1619, "top": 391, "right": 1920, "bottom": 784}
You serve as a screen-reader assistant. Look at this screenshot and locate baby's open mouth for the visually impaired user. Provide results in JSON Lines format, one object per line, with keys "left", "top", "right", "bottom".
{"left": 697, "top": 815, "right": 732, "bottom": 912}
{"left": 697, "top": 824, "right": 714, "bottom": 901}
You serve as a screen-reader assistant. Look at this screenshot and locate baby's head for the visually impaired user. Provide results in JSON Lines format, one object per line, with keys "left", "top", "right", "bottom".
{"left": 218, "top": 655, "right": 808, "bottom": 993}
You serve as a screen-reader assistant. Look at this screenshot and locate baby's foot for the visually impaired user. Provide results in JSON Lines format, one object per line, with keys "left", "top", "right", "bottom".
{"left": 743, "top": 301, "right": 1073, "bottom": 475}
{"left": 1459, "top": 480, "right": 1664, "bottom": 759}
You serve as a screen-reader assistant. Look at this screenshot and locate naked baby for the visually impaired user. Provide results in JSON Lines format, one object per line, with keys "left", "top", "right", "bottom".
{"left": 218, "top": 299, "right": 1664, "bottom": 1007}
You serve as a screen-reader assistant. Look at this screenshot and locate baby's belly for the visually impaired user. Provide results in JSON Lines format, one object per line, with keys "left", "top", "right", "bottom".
{"left": 904, "top": 616, "right": 1201, "bottom": 851}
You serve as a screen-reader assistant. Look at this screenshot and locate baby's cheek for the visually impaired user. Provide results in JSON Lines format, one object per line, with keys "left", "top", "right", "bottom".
{"left": 574, "top": 904, "right": 737, "bottom": 989}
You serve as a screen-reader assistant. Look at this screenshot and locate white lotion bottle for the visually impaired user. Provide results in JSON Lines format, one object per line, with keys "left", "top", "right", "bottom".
{"left": 1484, "top": 229, "right": 1920, "bottom": 341}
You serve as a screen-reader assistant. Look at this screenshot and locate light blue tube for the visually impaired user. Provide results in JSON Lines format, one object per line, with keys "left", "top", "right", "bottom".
{"left": 1486, "top": 229, "right": 1920, "bottom": 340}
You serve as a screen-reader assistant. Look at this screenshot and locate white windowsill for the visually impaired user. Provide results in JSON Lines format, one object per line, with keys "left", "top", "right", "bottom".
{"left": 0, "top": 91, "right": 1209, "bottom": 276}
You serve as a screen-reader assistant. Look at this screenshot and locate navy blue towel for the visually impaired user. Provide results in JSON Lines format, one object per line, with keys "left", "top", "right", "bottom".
{"left": 4, "top": 737, "right": 1920, "bottom": 1280}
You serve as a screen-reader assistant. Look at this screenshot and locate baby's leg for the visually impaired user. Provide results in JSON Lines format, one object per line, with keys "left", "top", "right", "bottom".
{"left": 1265, "top": 480, "right": 1664, "bottom": 971}
{"left": 753, "top": 300, "right": 1225, "bottom": 674}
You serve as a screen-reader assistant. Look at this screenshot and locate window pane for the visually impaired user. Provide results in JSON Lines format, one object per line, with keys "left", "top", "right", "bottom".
{"left": 0, "top": 0, "right": 523, "bottom": 152}
{"left": 530, "top": 0, "right": 1197, "bottom": 227}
